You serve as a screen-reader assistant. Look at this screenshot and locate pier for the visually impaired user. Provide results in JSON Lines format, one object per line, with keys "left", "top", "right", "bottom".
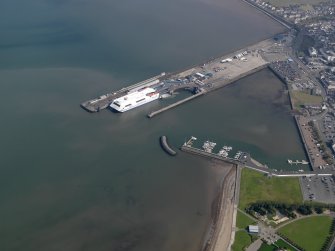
{"left": 81, "top": 38, "right": 277, "bottom": 115}
{"left": 80, "top": 73, "right": 166, "bottom": 112}
{"left": 148, "top": 91, "right": 206, "bottom": 118}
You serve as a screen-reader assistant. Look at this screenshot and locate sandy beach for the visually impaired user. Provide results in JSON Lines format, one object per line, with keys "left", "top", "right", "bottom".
{"left": 202, "top": 163, "right": 237, "bottom": 251}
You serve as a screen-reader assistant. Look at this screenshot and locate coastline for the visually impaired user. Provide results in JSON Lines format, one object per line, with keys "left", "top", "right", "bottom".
{"left": 198, "top": 0, "right": 294, "bottom": 249}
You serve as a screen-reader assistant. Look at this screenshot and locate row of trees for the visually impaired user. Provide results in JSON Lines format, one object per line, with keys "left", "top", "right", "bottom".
{"left": 320, "top": 219, "right": 335, "bottom": 251}
{"left": 246, "top": 201, "right": 332, "bottom": 219}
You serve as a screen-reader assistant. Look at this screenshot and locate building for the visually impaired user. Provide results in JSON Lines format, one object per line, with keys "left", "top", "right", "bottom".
{"left": 309, "top": 47, "right": 318, "bottom": 57}
{"left": 327, "top": 84, "right": 335, "bottom": 96}
{"left": 248, "top": 225, "right": 259, "bottom": 234}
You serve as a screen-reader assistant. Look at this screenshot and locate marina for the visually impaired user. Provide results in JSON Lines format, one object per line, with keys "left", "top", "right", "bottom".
{"left": 181, "top": 136, "right": 335, "bottom": 178}
{"left": 182, "top": 136, "right": 251, "bottom": 166}
{"left": 287, "top": 159, "right": 309, "bottom": 165}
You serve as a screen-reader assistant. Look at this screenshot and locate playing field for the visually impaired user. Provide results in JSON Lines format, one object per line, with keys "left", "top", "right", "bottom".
{"left": 290, "top": 90, "right": 322, "bottom": 109}
{"left": 279, "top": 216, "right": 333, "bottom": 251}
{"left": 239, "top": 168, "right": 303, "bottom": 210}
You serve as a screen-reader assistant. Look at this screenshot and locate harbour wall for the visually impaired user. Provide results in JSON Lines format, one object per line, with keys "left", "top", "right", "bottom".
{"left": 293, "top": 116, "right": 315, "bottom": 171}
{"left": 268, "top": 65, "right": 314, "bottom": 171}
{"left": 241, "top": 0, "right": 293, "bottom": 30}
{"left": 268, "top": 64, "right": 295, "bottom": 110}
{"left": 147, "top": 64, "right": 268, "bottom": 118}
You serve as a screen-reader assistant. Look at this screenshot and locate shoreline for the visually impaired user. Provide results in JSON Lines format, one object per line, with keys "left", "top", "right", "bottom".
{"left": 202, "top": 164, "right": 237, "bottom": 251}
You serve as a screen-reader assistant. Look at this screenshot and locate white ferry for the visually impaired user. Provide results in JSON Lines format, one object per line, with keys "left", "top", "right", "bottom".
{"left": 110, "top": 87, "right": 159, "bottom": 112}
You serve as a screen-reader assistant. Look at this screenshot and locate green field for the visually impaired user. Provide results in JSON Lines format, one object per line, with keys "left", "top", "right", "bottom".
{"left": 266, "top": 0, "right": 328, "bottom": 7}
{"left": 279, "top": 216, "right": 333, "bottom": 251}
{"left": 236, "top": 211, "right": 256, "bottom": 230}
{"left": 290, "top": 90, "right": 323, "bottom": 109}
{"left": 232, "top": 231, "right": 253, "bottom": 251}
{"left": 239, "top": 168, "right": 303, "bottom": 210}
{"left": 258, "top": 239, "right": 298, "bottom": 251}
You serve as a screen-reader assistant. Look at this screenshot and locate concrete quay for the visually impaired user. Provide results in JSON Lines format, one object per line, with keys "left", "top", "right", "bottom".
{"left": 294, "top": 116, "right": 318, "bottom": 171}
{"left": 81, "top": 38, "right": 276, "bottom": 115}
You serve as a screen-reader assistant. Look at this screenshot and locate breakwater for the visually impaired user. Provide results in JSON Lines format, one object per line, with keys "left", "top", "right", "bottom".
{"left": 160, "top": 136, "right": 177, "bottom": 156}
{"left": 148, "top": 92, "right": 206, "bottom": 118}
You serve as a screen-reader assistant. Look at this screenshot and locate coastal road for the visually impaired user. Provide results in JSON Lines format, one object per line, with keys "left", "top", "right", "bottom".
{"left": 229, "top": 165, "right": 242, "bottom": 249}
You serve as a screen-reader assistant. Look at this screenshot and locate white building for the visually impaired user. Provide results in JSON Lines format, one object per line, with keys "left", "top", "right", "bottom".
{"left": 248, "top": 225, "right": 259, "bottom": 234}
{"left": 309, "top": 47, "right": 318, "bottom": 57}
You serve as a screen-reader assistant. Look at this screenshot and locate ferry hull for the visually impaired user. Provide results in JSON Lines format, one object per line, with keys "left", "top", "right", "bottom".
{"left": 110, "top": 94, "right": 159, "bottom": 112}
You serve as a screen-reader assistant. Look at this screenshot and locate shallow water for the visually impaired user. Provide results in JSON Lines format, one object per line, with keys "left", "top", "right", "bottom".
{"left": 0, "top": 0, "right": 301, "bottom": 250}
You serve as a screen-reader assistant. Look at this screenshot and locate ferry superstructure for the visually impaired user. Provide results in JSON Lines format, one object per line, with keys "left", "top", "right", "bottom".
{"left": 110, "top": 87, "right": 159, "bottom": 112}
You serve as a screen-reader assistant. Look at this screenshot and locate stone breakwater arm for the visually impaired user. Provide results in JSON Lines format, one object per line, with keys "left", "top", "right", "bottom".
{"left": 159, "top": 136, "right": 177, "bottom": 156}
{"left": 147, "top": 91, "right": 206, "bottom": 118}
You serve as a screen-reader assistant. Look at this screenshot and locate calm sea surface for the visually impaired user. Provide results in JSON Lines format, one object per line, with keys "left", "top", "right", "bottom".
{"left": 0, "top": 0, "right": 304, "bottom": 250}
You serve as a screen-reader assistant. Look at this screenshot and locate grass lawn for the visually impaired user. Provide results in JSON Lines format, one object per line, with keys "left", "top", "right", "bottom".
{"left": 258, "top": 243, "right": 275, "bottom": 251}
{"left": 239, "top": 168, "right": 303, "bottom": 210}
{"left": 290, "top": 90, "right": 322, "bottom": 109}
{"left": 236, "top": 211, "right": 255, "bottom": 230}
{"left": 232, "top": 231, "right": 253, "bottom": 251}
{"left": 258, "top": 239, "right": 298, "bottom": 251}
{"left": 279, "top": 216, "right": 333, "bottom": 251}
